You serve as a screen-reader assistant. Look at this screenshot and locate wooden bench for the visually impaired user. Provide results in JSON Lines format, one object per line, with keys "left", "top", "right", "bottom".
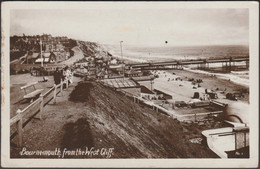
{"left": 21, "top": 82, "right": 44, "bottom": 102}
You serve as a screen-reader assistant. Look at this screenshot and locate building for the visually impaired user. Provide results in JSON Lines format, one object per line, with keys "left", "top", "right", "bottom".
{"left": 49, "top": 52, "right": 57, "bottom": 63}
{"left": 34, "top": 52, "right": 57, "bottom": 63}
{"left": 55, "top": 42, "right": 64, "bottom": 51}
{"left": 25, "top": 52, "right": 40, "bottom": 64}
{"left": 125, "top": 69, "right": 143, "bottom": 77}
{"left": 109, "top": 65, "right": 125, "bottom": 75}
{"left": 41, "top": 34, "right": 52, "bottom": 41}
{"left": 53, "top": 51, "right": 69, "bottom": 62}
{"left": 75, "top": 62, "right": 88, "bottom": 68}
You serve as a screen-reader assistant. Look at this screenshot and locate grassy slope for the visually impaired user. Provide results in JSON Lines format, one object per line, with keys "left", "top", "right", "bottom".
{"left": 64, "top": 81, "right": 220, "bottom": 158}
{"left": 11, "top": 79, "right": 222, "bottom": 158}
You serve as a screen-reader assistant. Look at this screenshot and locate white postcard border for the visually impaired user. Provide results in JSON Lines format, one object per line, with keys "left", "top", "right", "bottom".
{"left": 1, "top": 1, "right": 259, "bottom": 168}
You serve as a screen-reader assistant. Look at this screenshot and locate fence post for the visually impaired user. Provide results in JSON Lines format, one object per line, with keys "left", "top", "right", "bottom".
{"left": 134, "top": 97, "right": 136, "bottom": 103}
{"left": 39, "top": 94, "right": 44, "bottom": 120}
{"left": 53, "top": 85, "right": 57, "bottom": 104}
{"left": 60, "top": 80, "right": 63, "bottom": 96}
{"left": 17, "top": 109, "right": 23, "bottom": 147}
{"left": 195, "top": 113, "right": 197, "bottom": 122}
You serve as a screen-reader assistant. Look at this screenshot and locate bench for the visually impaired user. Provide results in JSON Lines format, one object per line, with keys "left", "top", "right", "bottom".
{"left": 21, "top": 82, "right": 44, "bottom": 102}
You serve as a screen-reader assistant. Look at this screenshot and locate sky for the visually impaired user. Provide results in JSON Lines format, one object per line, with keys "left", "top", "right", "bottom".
{"left": 10, "top": 6, "right": 249, "bottom": 47}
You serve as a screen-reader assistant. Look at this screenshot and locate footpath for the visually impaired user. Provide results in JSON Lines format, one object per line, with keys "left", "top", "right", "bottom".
{"left": 10, "top": 76, "right": 89, "bottom": 158}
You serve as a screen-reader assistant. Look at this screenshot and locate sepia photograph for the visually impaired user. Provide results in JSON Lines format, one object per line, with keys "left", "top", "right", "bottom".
{"left": 1, "top": 1, "right": 259, "bottom": 168}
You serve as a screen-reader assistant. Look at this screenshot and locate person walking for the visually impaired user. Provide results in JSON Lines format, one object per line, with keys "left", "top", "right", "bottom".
{"left": 53, "top": 67, "right": 61, "bottom": 85}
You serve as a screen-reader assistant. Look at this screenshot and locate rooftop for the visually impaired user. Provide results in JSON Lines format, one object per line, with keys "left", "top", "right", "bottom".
{"left": 140, "top": 85, "right": 155, "bottom": 94}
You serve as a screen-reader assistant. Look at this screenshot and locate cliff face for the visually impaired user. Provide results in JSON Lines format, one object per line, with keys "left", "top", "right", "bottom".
{"left": 67, "top": 81, "right": 219, "bottom": 158}
{"left": 78, "top": 41, "right": 109, "bottom": 59}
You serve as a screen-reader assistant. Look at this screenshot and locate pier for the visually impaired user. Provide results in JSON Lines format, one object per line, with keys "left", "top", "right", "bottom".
{"left": 127, "top": 56, "right": 249, "bottom": 71}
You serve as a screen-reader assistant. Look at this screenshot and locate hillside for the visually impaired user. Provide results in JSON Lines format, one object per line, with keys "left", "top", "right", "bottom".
{"left": 11, "top": 76, "right": 224, "bottom": 158}
{"left": 65, "top": 81, "right": 222, "bottom": 158}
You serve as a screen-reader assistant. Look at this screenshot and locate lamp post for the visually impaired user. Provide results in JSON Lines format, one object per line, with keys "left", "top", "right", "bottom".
{"left": 150, "top": 79, "right": 154, "bottom": 91}
{"left": 120, "top": 41, "right": 125, "bottom": 80}
{"left": 39, "top": 40, "right": 43, "bottom": 67}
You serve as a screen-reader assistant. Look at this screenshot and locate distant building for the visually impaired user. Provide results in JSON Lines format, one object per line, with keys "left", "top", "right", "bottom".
{"left": 49, "top": 52, "right": 57, "bottom": 63}
{"left": 44, "top": 44, "right": 51, "bottom": 52}
{"left": 53, "top": 51, "right": 69, "bottom": 62}
{"left": 125, "top": 69, "right": 142, "bottom": 77}
{"left": 109, "top": 65, "right": 126, "bottom": 75}
{"left": 75, "top": 62, "right": 88, "bottom": 68}
{"left": 55, "top": 42, "right": 64, "bottom": 51}
{"left": 26, "top": 52, "right": 40, "bottom": 64}
{"left": 41, "top": 33, "right": 52, "bottom": 41}
{"left": 131, "top": 75, "right": 154, "bottom": 82}
{"left": 34, "top": 52, "right": 57, "bottom": 63}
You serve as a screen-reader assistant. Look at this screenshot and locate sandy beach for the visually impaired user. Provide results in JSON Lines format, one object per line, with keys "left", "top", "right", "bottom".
{"left": 139, "top": 69, "right": 250, "bottom": 124}
{"left": 140, "top": 70, "right": 249, "bottom": 102}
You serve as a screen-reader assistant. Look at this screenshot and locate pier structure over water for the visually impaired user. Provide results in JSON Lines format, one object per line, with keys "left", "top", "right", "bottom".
{"left": 127, "top": 56, "right": 249, "bottom": 71}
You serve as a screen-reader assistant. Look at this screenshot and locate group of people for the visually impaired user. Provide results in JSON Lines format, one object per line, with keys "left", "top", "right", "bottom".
{"left": 53, "top": 65, "right": 73, "bottom": 86}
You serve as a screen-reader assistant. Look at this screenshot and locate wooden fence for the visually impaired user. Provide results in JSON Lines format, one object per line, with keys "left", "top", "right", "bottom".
{"left": 10, "top": 79, "right": 71, "bottom": 147}
{"left": 175, "top": 111, "right": 223, "bottom": 123}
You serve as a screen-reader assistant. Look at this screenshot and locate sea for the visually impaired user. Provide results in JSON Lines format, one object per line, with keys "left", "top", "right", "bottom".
{"left": 104, "top": 44, "right": 249, "bottom": 87}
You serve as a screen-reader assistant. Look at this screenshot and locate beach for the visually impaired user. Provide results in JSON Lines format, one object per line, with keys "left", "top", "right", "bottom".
{"left": 139, "top": 69, "right": 249, "bottom": 124}
{"left": 140, "top": 70, "right": 249, "bottom": 102}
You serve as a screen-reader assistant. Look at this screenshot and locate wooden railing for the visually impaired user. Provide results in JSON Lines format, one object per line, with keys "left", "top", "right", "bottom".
{"left": 10, "top": 79, "right": 71, "bottom": 147}
{"left": 175, "top": 111, "right": 223, "bottom": 123}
